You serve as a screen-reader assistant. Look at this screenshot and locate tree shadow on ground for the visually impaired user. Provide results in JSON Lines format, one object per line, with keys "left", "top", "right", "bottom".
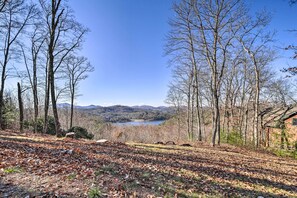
{"left": 1, "top": 134, "right": 296, "bottom": 197}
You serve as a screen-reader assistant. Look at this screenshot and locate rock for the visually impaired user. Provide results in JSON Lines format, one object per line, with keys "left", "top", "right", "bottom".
{"left": 96, "top": 139, "right": 108, "bottom": 143}
{"left": 60, "top": 149, "right": 73, "bottom": 155}
{"left": 165, "top": 141, "right": 176, "bottom": 145}
{"left": 180, "top": 143, "right": 192, "bottom": 147}
{"left": 154, "top": 141, "right": 164, "bottom": 145}
{"left": 65, "top": 132, "right": 75, "bottom": 138}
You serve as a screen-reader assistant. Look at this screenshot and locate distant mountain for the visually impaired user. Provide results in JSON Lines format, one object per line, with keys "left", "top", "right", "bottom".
{"left": 132, "top": 105, "right": 170, "bottom": 111}
{"left": 58, "top": 103, "right": 175, "bottom": 123}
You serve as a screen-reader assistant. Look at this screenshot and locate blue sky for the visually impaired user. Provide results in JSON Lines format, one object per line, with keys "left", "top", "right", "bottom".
{"left": 68, "top": 0, "right": 297, "bottom": 107}
{"left": 69, "top": 0, "right": 173, "bottom": 106}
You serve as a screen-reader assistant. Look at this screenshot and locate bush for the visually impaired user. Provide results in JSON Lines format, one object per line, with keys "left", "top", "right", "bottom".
{"left": 221, "top": 130, "right": 243, "bottom": 146}
{"left": 68, "top": 126, "right": 94, "bottom": 139}
{"left": 24, "top": 116, "right": 56, "bottom": 135}
{"left": 2, "top": 97, "right": 17, "bottom": 129}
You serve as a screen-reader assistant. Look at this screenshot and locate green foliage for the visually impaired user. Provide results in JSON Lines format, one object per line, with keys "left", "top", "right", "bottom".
{"left": 273, "top": 149, "right": 297, "bottom": 159}
{"left": 68, "top": 126, "right": 94, "bottom": 139}
{"left": 88, "top": 187, "right": 102, "bottom": 198}
{"left": 3, "top": 167, "right": 22, "bottom": 174}
{"left": 221, "top": 130, "right": 243, "bottom": 146}
{"left": 67, "top": 173, "right": 77, "bottom": 180}
{"left": 2, "top": 96, "right": 17, "bottom": 129}
{"left": 24, "top": 116, "right": 56, "bottom": 135}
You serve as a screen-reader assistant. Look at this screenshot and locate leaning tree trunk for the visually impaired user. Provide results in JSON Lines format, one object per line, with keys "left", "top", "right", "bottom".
{"left": 50, "top": 66, "right": 62, "bottom": 136}
{"left": 17, "top": 82, "right": 24, "bottom": 133}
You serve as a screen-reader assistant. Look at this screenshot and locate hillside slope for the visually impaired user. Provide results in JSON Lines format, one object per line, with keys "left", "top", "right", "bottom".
{"left": 0, "top": 131, "right": 296, "bottom": 197}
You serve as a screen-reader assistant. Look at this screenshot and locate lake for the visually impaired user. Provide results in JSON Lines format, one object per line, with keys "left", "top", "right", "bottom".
{"left": 113, "top": 120, "right": 165, "bottom": 126}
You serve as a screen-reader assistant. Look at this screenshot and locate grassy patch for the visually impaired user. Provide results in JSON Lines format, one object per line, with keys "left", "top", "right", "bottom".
{"left": 140, "top": 172, "right": 151, "bottom": 179}
{"left": 99, "top": 163, "right": 117, "bottom": 175}
{"left": 123, "top": 180, "right": 140, "bottom": 191}
{"left": 67, "top": 173, "right": 77, "bottom": 180}
{"left": 272, "top": 149, "right": 297, "bottom": 159}
{"left": 88, "top": 187, "right": 102, "bottom": 198}
{"left": 3, "top": 166, "right": 22, "bottom": 174}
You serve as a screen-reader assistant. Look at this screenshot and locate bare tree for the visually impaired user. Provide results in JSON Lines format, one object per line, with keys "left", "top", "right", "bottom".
{"left": 64, "top": 55, "right": 93, "bottom": 129}
{"left": 236, "top": 11, "right": 275, "bottom": 147}
{"left": 283, "top": 1, "right": 297, "bottom": 75}
{"left": 0, "top": 0, "right": 37, "bottom": 129}
{"left": 166, "top": 82, "right": 185, "bottom": 142}
{"left": 39, "top": 0, "right": 88, "bottom": 136}
{"left": 166, "top": 0, "right": 206, "bottom": 141}
{"left": 191, "top": 0, "right": 246, "bottom": 146}
{"left": 20, "top": 22, "right": 46, "bottom": 133}
{"left": 0, "top": 0, "right": 8, "bottom": 13}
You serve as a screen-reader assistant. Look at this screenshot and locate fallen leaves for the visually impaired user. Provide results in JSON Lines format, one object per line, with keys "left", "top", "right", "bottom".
{"left": 0, "top": 131, "right": 296, "bottom": 197}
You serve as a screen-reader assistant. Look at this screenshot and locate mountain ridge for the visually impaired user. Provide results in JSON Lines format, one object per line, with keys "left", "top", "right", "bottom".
{"left": 58, "top": 103, "right": 174, "bottom": 123}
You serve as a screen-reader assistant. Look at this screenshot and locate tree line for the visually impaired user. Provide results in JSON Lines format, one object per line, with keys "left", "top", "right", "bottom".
{"left": 165, "top": 0, "right": 296, "bottom": 147}
{"left": 0, "top": 0, "right": 93, "bottom": 135}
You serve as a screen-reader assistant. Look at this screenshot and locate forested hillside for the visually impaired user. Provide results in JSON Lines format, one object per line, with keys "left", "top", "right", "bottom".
{"left": 62, "top": 104, "right": 174, "bottom": 123}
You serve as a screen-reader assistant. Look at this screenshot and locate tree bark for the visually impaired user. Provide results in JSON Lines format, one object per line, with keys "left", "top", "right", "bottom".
{"left": 17, "top": 82, "right": 24, "bottom": 132}
{"left": 70, "top": 89, "right": 74, "bottom": 129}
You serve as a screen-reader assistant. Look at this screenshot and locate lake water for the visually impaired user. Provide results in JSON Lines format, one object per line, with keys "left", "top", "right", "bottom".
{"left": 113, "top": 120, "right": 165, "bottom": 126}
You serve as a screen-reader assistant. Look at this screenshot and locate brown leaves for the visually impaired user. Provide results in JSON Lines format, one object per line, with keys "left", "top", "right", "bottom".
{"left": 0, "top": 131, "right": 297, "bottom": 197}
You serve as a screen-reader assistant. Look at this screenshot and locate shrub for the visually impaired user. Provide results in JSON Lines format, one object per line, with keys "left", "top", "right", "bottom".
{"left": 221, "top": 130, "right": 243, "bottom": 146}
{"left": 88, "top": 187, "right": 102, "bottom": 198}
{"left": 68, "top": 126, "right": 94, "bottom": 139}
{"left": 2, "top": 97, "right": 17, "bottom": 130}
{"left": 24, "top": 116, "right": 56, "bottom": 135}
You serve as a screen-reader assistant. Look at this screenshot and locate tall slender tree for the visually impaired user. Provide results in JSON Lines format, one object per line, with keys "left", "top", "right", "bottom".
{"left": 64, "top": 55, "right": 94, "bottom": 129}
{"left": 0, "top": 0, "right": 37, "bottom": 129}
{"left": 39, "top": 0, "right": 88, "bottom": 136}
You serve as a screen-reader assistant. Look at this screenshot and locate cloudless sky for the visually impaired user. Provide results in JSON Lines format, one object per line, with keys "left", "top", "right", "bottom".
{"left": 67, "top": 0, "right": 297, "bottom": 107}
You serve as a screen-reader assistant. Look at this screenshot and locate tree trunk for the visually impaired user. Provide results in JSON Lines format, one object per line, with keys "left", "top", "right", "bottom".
{"left": 187, "top": 85, "right": 192, "bottom": 140}
{"left": 0, "top": 49, "right": 9, "bottom": 130}
{"left": 33, "top": 57, "right": 38, "bottom": 133}
{"left": 70, "top": 89, "right": 74, "bottom": 129}
{"left": 0, "top": 74, "right": 5, "bottom": 129}
{"left": 254, "top": 69, "right": 260, "bottom": 147}
{"left": 43, "top": 63, "right": 50, "bottom": 134}
{"left": 17, "top": 82, "right": 24, "bottom": 132}
{"left": 50, "top": 67, "right": 62, "bottom": 136}
{"left": 212, "top": 89, "right": 220, "bottom": 146}
{"left": 191, "top": 86, "right": 195, "bottom": 140}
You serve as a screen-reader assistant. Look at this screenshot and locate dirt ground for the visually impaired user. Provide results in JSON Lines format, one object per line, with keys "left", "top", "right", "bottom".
{"left": 0, "top": 130, "right": 296, "bottom": 197}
